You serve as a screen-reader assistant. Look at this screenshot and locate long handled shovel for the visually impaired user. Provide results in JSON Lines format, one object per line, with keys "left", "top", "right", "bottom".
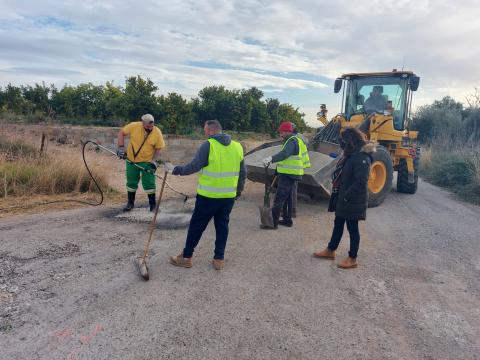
{"left": 259, "top": 165, "right": 277, "bottom": 228}
{"left": 134, "top": 170, "right": 168, "bottom": 281}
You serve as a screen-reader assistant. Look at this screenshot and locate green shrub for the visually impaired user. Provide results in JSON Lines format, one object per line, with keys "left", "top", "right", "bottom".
{"left": 426, "top": 155, "right": 475, "bottom": 187}
{"left": 455, "top": 181, "right": 480, "bottom": 205}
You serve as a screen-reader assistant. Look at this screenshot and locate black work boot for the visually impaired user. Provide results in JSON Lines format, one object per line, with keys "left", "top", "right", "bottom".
{"left": 123, "top": 191, "right": 135, "bottom": 211}
{"left": 148, "top": 193, "right": 156, "bottom": 212}
{"left": 278, "top": 219, "right": 293, "bottom": 227}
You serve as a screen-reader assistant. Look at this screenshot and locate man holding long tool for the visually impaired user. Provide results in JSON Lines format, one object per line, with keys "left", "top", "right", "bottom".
{"left": 289, "top": 126, "right": 310, "bottom": 218}
{"left": 169, "top": 120, "right": 246, "bottom": 270}
{"left": 262, "top": 121, "right": 310, "bottom": 229}
{"left": 116, "top": 114, "right": 166, "bottom": 212}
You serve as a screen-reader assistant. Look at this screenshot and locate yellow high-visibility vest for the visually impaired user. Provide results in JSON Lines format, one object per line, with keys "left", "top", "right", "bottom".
{"left": 197, "top": 138, "right": 244, "bottom": 198}
{"left": 298, "top": 136, "right": 311, "bottom": 169}
{"left": 277, "top": 136, "right": 306, "bottom": 176}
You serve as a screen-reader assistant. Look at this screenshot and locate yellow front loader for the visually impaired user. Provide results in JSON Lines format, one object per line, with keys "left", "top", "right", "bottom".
{"left": 245, "top": 70, "right": 421, "bottom": 207}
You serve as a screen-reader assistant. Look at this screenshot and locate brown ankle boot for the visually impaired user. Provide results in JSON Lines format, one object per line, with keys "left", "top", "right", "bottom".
{"left": 337, "top": 257, "right": 357, "bottom": 269}
{"left": 212, "top": 259, "right": 224, "bottom": 270}
{"left": 313, "top": 248, "right": 335, "bottom": 259}
{"left": 169, "top": 253, "right": 192, "bottom": 268}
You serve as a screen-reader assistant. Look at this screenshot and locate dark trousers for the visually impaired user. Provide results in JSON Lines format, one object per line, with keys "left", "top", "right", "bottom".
{"left": 327, "top": 216, "right": 360, "bottom": 258}
{"left": 292, "top": 181, "right": 298, "bottom": 211}
{"left": 282, "top": 180, "right": 298, "bottom": 218}
{"left": 183, "top": 194, "right": 235, "bottom": 260}
{"left": 272, "top": 175, "right": 295, "bottom": 225}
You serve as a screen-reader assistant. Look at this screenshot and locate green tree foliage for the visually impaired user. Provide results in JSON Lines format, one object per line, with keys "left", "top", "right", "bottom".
{"left": 279, "top": 103, "right": 307, "bottom": 132}
{"left": 266, "top": 98, "right": 281, "bottom": 135}
{"left": 158, "top": 93, "right": 194, "bottom": 135}
{"left": 0, "top": 76, "right": 307, "bottom": 134}
{"left": 123, "top": 76, "right": 159, "bottom": 120}
{"left": 103, "top": 82, "right": 127, "bottom": 123}
{"left": 412, "top": 95, "right": 479, "bottom": 143}
{"left": 21, "top": 83, "right": 50, "bottom": 113}
{"left": 3, "top": 84, "right": 26, "bottom": 113}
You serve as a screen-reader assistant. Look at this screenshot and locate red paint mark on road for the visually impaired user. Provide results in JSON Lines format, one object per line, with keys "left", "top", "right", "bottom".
{"left": 66, "top": 347, "right": 80, "bottom": 360}
{"left": 79, "top": 323, "right": 104, "bottom": 344}
{"left": 51, "top": 324, "right": 104, "bottom": 359}
{"left": 52, "top": 328, "right": 74, "bottom": 339}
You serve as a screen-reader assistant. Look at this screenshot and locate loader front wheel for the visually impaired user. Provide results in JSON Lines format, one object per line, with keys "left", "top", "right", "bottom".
{"left": 397, "top": 157, "right": 419, "bottom": 194}
{"left": 368, "top": 146, "right": 393, "bottom": 207}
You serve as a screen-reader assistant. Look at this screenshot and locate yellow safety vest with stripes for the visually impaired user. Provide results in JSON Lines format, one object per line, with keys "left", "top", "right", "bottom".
{"left": 277, "top": 135, "right": 310, "bottom": 175}
{"left": 197, "top": 138, "right": 244, "bottom": 199}
{"left": 299, "top": 136, "right": 311, "bottom": 169}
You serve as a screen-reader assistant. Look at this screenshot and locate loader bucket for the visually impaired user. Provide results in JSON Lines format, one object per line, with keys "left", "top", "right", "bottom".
{"left": 244, "top": 140, "right": 341, "bottom": 199}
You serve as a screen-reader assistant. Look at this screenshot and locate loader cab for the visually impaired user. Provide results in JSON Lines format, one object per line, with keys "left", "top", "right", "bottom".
{"left": 335, "top": 71, "right": 420, "bottom": 131}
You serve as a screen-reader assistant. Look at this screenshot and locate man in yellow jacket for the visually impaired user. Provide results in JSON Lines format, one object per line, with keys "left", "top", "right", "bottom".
{"left": 116, "top": 114, "right": 165, "bottom": 212}
{"left": 169, "top": 120, "right": 246, "bottom": 270}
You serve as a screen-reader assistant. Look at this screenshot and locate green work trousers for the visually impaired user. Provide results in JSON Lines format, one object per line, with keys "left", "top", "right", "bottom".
{"left": 126, "top": 161, "right": 156, "bottom": 194}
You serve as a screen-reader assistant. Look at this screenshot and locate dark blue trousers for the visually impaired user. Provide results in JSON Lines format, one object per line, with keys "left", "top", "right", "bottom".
{"left": 183, "top": 195, "right": 235, "bottom": 260}
{"left": 272, "top": 175, "right": 295, "bottom": 226}
{"left": 327, "top": 216, "right": 360, "bottom": 258}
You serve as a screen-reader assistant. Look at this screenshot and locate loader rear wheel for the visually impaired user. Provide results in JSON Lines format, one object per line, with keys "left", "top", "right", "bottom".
{"left": 368, "top": 146, "right": 393, "bottom": 207}
{"left": 397, "top": 157, "right": 419, "bottom": 194}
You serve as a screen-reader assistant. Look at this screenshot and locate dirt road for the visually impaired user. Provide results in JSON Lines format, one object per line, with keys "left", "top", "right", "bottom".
{"left": 1, "top": 179, "right": 479, "bottom": 360}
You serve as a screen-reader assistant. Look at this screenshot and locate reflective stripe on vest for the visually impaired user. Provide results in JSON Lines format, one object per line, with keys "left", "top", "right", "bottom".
{"left": 300, "top": 139, "right": 311, "bottom": 169}
{"left": 277, "top": 136, "right": 305, "bottom": 175}
{"left": 197, "top": 138, "right": 244, "bottom": 198}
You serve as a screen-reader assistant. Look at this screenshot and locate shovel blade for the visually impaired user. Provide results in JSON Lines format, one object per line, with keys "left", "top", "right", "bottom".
{"left": 259, "top": 206, "right": 275, "bottom": 228}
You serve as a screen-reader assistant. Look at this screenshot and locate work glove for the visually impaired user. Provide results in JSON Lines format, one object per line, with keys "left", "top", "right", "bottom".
{"left": 263, "top": 156, "right": 272, "bottom": 167}
{"left": 163, "top": 162, "right": 175, "bottom": 173}
{"left": 116, "top": 146, "right": 126, "bottom": 160}
{"left": 235, "top": 191, "right": 242, "bottom": 200}
{"left": 149, "top": 160, "right": 160, "bottom": 172}
{"left": 172, "top": 166, "right": 181, "bottom": 176}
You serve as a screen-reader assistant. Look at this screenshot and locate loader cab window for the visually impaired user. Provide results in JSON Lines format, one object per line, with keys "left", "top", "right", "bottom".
{"left": 345, "top": 76, "right": 408, "bottom": 130}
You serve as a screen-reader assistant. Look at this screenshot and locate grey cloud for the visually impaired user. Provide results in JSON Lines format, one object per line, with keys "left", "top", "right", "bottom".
{"left": 2, "top": 67, "right": 82, "bottom": 76}
{"left": 0, "top": 0, "right": 479, "bottom": 116}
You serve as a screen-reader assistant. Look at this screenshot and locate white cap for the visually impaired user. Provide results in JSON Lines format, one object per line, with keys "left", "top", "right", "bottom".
{"left": 141, "top": 114, "right": 154, "bottom": 123}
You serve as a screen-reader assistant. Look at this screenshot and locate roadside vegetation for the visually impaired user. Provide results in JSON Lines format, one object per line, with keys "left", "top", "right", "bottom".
{"left": 1, "top": 77, "right": 479, "bottom": 205}
{"left": 0, "top": 135, "right": 111, "bottom": 199}
{"left": 0, "top": 76, "right": 308, "bottom": 135}
{"left": 413, "top": 92, "right": 480, "bottom": 205}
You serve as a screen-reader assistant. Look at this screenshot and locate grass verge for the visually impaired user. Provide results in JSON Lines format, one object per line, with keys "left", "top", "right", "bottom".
{"left": 420, "top": 140, "right": 480, "bottom": 205}
{"left": 0, "top": 135, "right": 119, "bottom": 214}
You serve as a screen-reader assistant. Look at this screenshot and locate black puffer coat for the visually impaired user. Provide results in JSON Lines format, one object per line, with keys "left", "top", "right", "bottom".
{"left": 334, "top": 143, "right": 375, "bottom": 221}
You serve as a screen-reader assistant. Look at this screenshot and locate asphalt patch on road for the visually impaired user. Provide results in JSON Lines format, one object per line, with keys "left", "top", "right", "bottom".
{"left": 112, "top": 199, "right": 193, "bottom": 229}
{"left": 35, "top": 243, "right": 81, "bottom": 259}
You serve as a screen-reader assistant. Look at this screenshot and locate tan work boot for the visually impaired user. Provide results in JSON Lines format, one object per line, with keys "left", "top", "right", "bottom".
{"left": 212, "top": 259, "right": 224, "bottom": 270}
{"left": 337, "top": 257, "right": 358, "bottom": 269}
{"left": 169, "top": 253, "right": 192, "bottom": 268}
{"left": 313, "top": 248, "right": 335, "bottom": 259}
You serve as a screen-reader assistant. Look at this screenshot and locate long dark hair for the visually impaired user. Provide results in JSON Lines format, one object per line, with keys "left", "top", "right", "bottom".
{"left": 340, "top": 127, "right": 367, "bottom": 155}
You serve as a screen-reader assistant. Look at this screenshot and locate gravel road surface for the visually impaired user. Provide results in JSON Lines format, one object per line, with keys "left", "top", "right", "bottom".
{"left": 1, "top": 179, "right": 479, "bottom": 360}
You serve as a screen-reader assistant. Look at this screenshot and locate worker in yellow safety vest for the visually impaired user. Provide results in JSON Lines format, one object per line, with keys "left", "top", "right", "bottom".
{"left": 168, "top": 120, "right": 246, "bottom": 270}
{"left": 262, "top": 121, "right": 310, "bottom": 229}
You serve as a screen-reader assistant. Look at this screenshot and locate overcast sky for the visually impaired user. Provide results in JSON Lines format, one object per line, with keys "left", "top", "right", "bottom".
{"left": 1, "top": 0, "right": 479, "bottom": 125}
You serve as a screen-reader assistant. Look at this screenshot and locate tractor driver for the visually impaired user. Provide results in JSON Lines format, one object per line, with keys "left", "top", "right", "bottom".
{"left": 364, "top": 85, "right": 387, "bottom": 113}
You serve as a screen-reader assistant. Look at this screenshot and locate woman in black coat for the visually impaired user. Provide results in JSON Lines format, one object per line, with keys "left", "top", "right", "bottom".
{"left": 313, "top": 127, "right": 375, "bottom": 269}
